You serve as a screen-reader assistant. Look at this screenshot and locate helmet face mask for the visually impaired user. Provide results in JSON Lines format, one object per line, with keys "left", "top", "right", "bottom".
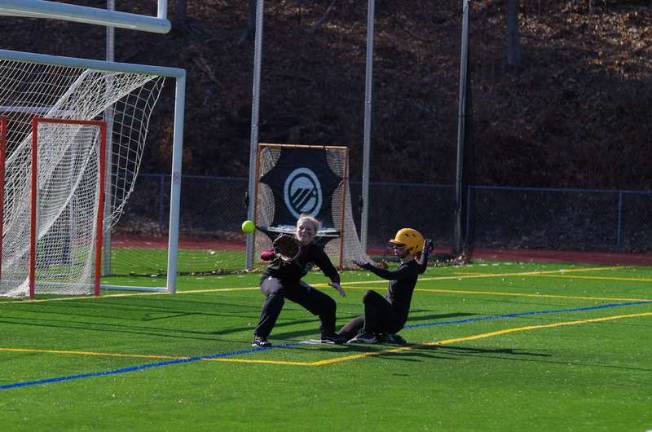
{"left": 389, "top": 228, "right": 424, "bottom": 258}
{"left": 389, "top": 242, "right": 408, "bottom": 258}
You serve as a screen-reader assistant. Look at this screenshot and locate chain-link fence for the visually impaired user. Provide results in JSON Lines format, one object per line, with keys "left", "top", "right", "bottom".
{"left": 469, "top": 186, "right": 650, "bottom": 252}
{"left": 115, "top": 174, "right": 249, "bottom": 239}
{"left": 114, "top": 174, "right": 652, "bottom": 254}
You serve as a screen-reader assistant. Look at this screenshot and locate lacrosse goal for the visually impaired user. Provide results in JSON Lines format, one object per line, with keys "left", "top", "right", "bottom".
{"left": 0, "top": 49, "right": 185, "bottom": 297}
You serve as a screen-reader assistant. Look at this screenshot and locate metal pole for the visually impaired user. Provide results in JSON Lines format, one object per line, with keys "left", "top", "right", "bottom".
{"left": 616, "top": 191, "right": 623, "bottom": 251}
{"left": 454, "top": 0, "right": 470, "bottom": 255}
{"left": 360, "top": 0, "right": 375, "bottom": 253}
{"left": 245, "top": 0, "right": 265, "bottom": 270}
{"left": 165, "top": 74, "right": 186, "bottom": 294}
{"left": 102, "top": 0, "right": 114, "bottom": 276}
{"left": 157, "top": 0, "right": 167, "bottom": 19}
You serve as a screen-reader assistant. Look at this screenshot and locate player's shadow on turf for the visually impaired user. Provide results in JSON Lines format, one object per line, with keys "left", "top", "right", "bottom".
{"left": 25, "top": 297, "right": 262, "bottom": 322}
{"left": 406, "top": 312, "right": 476, "bottom": 323}
{"left": 251, "top": 312, "right": 480, "bottom": 341}
{"left": 370, "top": 345, "right": 551, "bottom": 362}
{"left": 208, "top": 316, "right": 326, "bottom": 337}
{"left": 435, "top": 345, "right": 549, "bottom": 357}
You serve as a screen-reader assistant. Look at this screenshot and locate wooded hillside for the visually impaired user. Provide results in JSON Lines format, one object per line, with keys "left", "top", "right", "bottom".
{"left": 1, "top": 0, "right": 650, "bottom": 189}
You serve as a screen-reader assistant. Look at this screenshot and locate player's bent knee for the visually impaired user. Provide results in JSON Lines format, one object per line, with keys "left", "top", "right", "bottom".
{"left": 266, "top": 291, "right": 285, "bottom": 306}
{"left": 321, "top": 296, "right": 336, "bottom": 314}
{"left": 362, "top": 290, "right": 379, "bottom": 303}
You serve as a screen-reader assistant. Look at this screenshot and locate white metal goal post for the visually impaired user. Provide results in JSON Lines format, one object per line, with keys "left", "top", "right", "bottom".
{"left": 0, "top": 0, "right": 171, "bottom": 33}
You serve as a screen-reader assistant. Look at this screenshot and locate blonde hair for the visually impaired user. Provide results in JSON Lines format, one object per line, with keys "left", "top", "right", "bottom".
{"left": 296, "top": 214, "right": 321, "bottom": 233}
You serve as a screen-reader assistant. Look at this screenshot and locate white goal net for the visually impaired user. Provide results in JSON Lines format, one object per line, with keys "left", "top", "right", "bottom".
{"left": 0, "top": 55, "right": 167, "bottom": 297}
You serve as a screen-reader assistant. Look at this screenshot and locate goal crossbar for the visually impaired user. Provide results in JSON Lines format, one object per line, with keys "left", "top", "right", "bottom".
{"left": 0, "top": 0, "right": 171, "bottom": 33}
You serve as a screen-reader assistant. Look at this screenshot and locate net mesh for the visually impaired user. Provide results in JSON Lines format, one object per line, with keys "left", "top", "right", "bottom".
{"left": 254, "top": 144, "right": 367, "bottom": 268}
{"left": 0, "top": 58, "right": 165, "bottom": 296}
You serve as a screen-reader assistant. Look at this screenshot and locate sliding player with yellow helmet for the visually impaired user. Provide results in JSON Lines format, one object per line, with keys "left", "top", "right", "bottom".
{"left": 339, "top": 227, "right": 433, "bottom": 344}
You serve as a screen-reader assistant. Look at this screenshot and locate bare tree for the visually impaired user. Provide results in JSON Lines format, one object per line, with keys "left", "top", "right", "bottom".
{"left": 506, "top": 0, "right": 522, "bottom": 68}
{"left": 308, "top": 0, "right": 337, "bottom": 34}
{"left": 238, "top": 0, "right": 257, "bottom": 45}
{"left": 174, "top": 0, "right": 188, "bottom": 34}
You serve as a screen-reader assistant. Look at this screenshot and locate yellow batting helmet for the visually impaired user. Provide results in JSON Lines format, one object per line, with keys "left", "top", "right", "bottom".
{"left": 389, "top": 228, "right": 424, "bottom": 256}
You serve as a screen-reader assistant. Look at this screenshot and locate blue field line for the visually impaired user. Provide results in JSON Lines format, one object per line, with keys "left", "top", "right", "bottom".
{"left": 404, "top": 300, "right": 652, "bottom": 330}
{"left": 0, "top": 347, "right": 269, "bottom": 391}
{"left": 2, "top": 300, "right": 651, "bottom": 391}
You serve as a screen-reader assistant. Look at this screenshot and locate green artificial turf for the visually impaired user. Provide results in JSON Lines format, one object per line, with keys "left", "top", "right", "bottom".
{"left": 1, "top": 258, "right": 651, "bottom": 431}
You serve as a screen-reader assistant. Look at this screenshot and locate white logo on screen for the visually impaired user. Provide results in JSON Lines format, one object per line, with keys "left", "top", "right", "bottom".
{"left": 284, "top": 168, "right": 322, "bottom": 219}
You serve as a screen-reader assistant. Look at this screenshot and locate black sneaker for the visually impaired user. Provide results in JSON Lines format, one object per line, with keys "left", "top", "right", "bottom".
{"left": 252, "top": 335, "right": 271, "bottom": 347}
{"left": 347, "top": 332, "right": 378, "bottom": 344}
{"left": 382, "top": 333, "right": 408, "bottom": 345}
{"left": 320, "top": 333, "right": 347, "bottom": 344}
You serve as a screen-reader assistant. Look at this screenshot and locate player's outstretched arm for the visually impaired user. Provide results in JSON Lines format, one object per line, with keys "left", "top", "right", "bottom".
{"left": 354, "top": 259, "right": 414, "bottom": 280}
{"left": 353, "top": 259, "right": 373, "bottom": 270}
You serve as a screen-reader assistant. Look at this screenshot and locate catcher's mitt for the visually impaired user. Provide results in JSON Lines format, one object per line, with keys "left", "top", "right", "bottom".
{"left": 273, "top": 234, "right": 301, "bottom": 262}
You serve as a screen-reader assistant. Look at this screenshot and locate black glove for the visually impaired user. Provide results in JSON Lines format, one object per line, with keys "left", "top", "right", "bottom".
{"left": 424, "top": 239, "right": 434, "bottom": 256}
{"left": 419, "top": 239, "right": 434, "bottom": 267}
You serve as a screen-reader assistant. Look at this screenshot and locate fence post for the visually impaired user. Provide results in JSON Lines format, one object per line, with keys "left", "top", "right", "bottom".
{"left": 616, "top": 190, "right": 623, "bottom": 251}
{"left": 465, "top": 185, "right": 472, "bottom": 250}
{"left": 159, "top": 173, "right": 166, "bottom": 231}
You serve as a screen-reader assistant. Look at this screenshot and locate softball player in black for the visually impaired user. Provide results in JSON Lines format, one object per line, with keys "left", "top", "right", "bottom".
{"left": 340, "top": 228, "right": 432, "bottom": 344}
{"left": 252, "top": 215, "right": 346, "bottom": 347}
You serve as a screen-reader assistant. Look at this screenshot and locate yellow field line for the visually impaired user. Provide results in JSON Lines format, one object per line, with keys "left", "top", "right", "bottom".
{"left": 309, "top": 347, "right": 410, "bottom": 366}
{"left": 0, "top": 287, "right": 260, "bottom": 304}
{"left": 167, "top": 287, "right": 260, "bottom": 294}
{"left": 418, "top": 266, "right": 621, "bottom": 281}
{"left": 412, "top": 288, "right": 652, "bottom": 303}
{"left": 0, "top": 347, "right": 180, "bottom": 360}
{"left": 0, "top": 265, "right": 623, "bottom": 305}
{"left": 203, "top": 358, "right": 316, "bottom": 366}
{"left": 0, "top": 291, "right": 162, "bottom": 304}
{"left": 314, "top": 267, "right": 623, "bottom": 290}
{"left": 0, "top": 346, "right": 320, "bottom": 367}
{"left": 335, "top": 285, "right": 652, "bottom": 302}
{"left": 427, "top": 311, "right": 652, "bottom": 346}
{"left": 4, "top": 310, "right": 651, "bottom": 368}
{"left": 1, "top": 271, "right": 645, "bottom": 307}
{"left": 310, "top": 310, "right": 652, "bottom": 366}
{"left": 538, "top": 274, "right": 652, "bottom": 283}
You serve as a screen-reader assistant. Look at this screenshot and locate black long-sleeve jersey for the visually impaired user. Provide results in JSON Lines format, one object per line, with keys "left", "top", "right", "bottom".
{"left": 361, "top": 258, "right": 427, "bottom": 326}
{"left": 262, "top": 242, "right": 340, "bottom": 285}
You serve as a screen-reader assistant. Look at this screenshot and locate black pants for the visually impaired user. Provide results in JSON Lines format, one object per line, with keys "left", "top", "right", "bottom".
{"left": 254, "top": 276, "right": 337, "bottom": 339}
{"left": 339, "top": 290, "right": 404, "bottom": 339}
